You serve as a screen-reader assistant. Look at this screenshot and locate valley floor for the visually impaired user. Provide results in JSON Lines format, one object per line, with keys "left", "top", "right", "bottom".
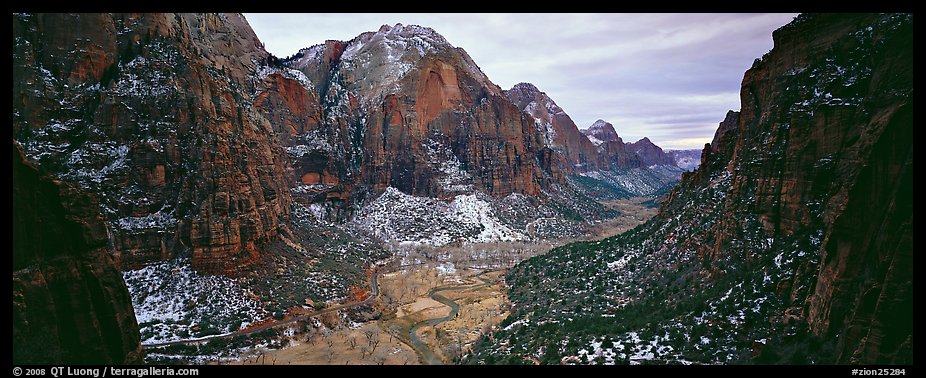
{"left": 141, "top": 197, "right": 658, "bottom": 365}
{"left": 585, "top": 197, "right": 659, "bottom": 240}
{"left": 228, "top": 267, "right": 509, "bottom": 365}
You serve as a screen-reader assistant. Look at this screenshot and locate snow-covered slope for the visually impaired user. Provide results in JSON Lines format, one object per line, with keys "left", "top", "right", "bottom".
{"left": 288, "top": 23, "right": 500, "bottom": 109}
{"left": 582, "top": 119, "right": 621, "bottom": 146}
{"left": 123, "top": 259, "right": 267, "bottom": 344}
{"left": 352, "top": 187, "right": 526, "bottom": 246}
{"left": 350, "top": 185, "right": 610, "bottom": 246}
{"left": 577, "top": 166, "right": 686, "bottom": 197}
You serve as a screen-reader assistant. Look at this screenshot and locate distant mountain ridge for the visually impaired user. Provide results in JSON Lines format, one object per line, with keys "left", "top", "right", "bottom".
{"left": 506, "top": 84, "right": 699, "bottom": 198}
{"left": 504, "top": 82, "right": 601, "bottom": 174}
{"left": 666, "top": 149, "right": 702, "bottom": 171}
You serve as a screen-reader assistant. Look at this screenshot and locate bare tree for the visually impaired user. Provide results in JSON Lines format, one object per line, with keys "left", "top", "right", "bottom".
{"left": 324, "top": 334, "right": 336, "bottom": 364}
{"left": 397, "top": 279, "right": 408, "bottom": 303}
{"left": 325, "top": 345, "right": 335, "bottom": 364}
{"left": 372, "top": 350, "right": 387, "bottom": 365}
{"left": 410, "top": 279, "right": 420, "bottom": 297}
{"left": 363, "top": 327, "right": 379, "bottom": 348}
{"left": 348, "top": 336, "right": 358, "bottom": 350}
{"left": 455, "top": 326, "right": 467, "bottom": 358}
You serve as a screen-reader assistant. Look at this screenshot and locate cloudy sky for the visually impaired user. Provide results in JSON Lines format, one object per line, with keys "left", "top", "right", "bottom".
{"left": 245, "top": 13, "right": 798, "bottom": 150}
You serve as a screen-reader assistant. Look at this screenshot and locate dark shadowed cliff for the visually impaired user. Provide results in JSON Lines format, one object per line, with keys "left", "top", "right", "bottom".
{"left": 13, "top": 142, "right": 142, "bottom": 364}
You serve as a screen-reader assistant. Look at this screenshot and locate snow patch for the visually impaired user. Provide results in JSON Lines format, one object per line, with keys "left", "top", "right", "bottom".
{"left": 123, "top": 259, "right": 267, "bottom": 344}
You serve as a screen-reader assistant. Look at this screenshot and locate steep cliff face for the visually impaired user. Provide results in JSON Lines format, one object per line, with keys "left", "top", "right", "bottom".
{"left": 468, "top": 13, "right": 912, "bottom": 365}
{"left": 13, "top": 142, "right": 142, "bottom": 364}
{"left": 681, "top": 13, "right": 913, "bottom": 363}
{"left": 710, "top": 110, "right": 740, "bottom": 153}
{"left": 505, "top": 82, "right": 602, "bottom": 173}
{"left": 690, "top": 12, "right": 914, "bottom": 364}
{"left": 13, "top": 13, "right": 293, "bottom": 275}
{"left": 743, "top": 13, "right": 912, "bottom": 364}
{"left": 282, "top": 24, "right": 559, "bottom": 206}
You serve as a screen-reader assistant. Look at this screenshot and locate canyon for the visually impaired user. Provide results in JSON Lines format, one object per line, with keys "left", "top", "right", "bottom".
{"left": 466, "top": 13, "right": 912, "bottom": 365}
{"left": 11, "top": 13, "right": 911, "bottom": 365}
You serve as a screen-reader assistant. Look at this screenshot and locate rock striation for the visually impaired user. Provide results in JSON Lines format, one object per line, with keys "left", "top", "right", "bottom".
{"left": 669, "top": 13, "right": 912, "bottom": 364}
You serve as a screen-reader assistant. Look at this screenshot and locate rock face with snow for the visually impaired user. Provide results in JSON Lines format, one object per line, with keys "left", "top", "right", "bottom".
{"left": 13, "top": 13, "right": 293, "bottom": 275}
{"left": 505, "top": 82, "right": 602, "bottom": 173}
{"left": 13, "top": 142, "right": 142, "bottom": 364}
{"left": 281, "top": 24, "right": 560, "bottom": 210}
{"left": 504, "top": 84, "right": 685, "bottom": 198}
{"left": 722, "top": 13, "right": 912, "bottom": 363}
{"left": 581, "top": 119, "right": 644, "bottom": 170}
{"left": 582, "top": 119, "right": 621, "bottom": 146}
{"left": 469, "top": 13, "right": 912, "bottom": 365}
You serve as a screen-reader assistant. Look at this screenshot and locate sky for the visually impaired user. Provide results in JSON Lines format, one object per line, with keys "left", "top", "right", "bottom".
{"left": 245, "top": 13, "right": 798, "bottom": 150}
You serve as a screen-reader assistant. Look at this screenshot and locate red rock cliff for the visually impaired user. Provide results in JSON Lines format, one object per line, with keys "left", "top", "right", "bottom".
{"left": 13, "top": 13, "right": 293, "bottom": 275}
{"left": 13, "top": 141, "right": 142, "bottom": 364}
{"left": 670, "top": 13, "right": 912, "bottom": 363}
{"left": 281, "top": 24, "right": 561, "bottom": 204}
{"left": 505, "top": 82, "right": 602, "bottom": 174}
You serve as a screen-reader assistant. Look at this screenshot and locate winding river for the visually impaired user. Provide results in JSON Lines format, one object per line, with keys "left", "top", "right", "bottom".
{"left": 407, "top": 270, "right": 495, "bottom": 365}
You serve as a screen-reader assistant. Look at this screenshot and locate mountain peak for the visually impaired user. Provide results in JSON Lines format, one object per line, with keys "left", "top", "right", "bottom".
{"left": 287, "top": 22, "right": 500, "bottom": 109}
{"left": 342, "top": 23, "right": 450, "bottom": 63}
{"left": 377, "top": 23, "right": 398, "bottom": 33}
{"left": 627, "top": 137, "right": 675, "bottom": 166}
{"left": 372, "top": 23, "right": 448, "bottom": 44}
{"left": 511, "top": 82, "right": 540, "bottom": 93}
{"left": 588, "top": 119, "right": 615, "bottom": 133}
{"left": 582, "top": 119, "right": 620, "bottom": 146}
{"left": 505, "top": 82, "right": 564, "bottom": 120}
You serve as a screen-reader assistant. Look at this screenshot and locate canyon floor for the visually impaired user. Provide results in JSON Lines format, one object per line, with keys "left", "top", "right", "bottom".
{"left": 154, "top": 197, "right": 657, "bottom": 365}
{"left": 228, "top": 268, "right": 508, "bottom": 365}
{"left": 222, "top": 197, "right": 656, "bottom": 365}
{"left": 585, "top": 197, "right": 660, "bottom": 240}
